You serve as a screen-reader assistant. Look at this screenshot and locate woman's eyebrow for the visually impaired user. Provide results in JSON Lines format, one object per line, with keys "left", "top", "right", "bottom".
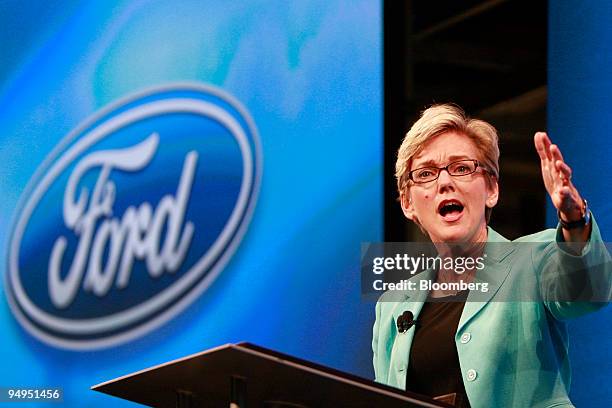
{"left": 412, "top": 155, "right": 471, "bottom": 168}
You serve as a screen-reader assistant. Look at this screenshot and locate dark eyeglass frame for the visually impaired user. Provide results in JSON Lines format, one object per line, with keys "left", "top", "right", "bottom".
{"left": 408, "top": 159, "right": 486, "bottom": 184}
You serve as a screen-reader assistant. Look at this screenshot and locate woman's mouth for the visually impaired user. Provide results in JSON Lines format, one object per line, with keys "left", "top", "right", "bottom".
{"left": 438, "top": 199, "right": 464, "bottom": 222}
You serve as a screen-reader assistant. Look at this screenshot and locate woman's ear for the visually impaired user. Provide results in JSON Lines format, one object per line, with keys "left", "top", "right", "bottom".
{"left": 400, "top": 192, "right": 416, "bottom": 220}
{"left": 486, "top": 176, "right": 499, "bottom": 208}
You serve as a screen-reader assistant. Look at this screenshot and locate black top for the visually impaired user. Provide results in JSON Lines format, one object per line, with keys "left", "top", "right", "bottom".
{"left": 405, "top": 291, "right": 471, "bottom": 408}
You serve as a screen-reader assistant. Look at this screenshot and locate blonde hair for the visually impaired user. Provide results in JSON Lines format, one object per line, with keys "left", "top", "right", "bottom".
{"left": 396, "top": 103, "right": 500, "bottom": 222}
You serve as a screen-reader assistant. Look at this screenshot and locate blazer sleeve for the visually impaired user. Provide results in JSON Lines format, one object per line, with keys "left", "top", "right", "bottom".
{"left": 537, "top": 215, "right": 612, "bottom": 320}
{"left": 372, "top": 295, "right": 396, "bottom": 384}
{"left": 372, "top": 300, "right": 381, "bottom": 382}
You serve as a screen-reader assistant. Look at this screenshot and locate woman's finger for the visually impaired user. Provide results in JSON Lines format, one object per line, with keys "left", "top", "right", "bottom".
{"left": 534, "top": 132, "right": 551, "bottom": 162}
{"left": 550, "top": 144, "right": 566, "bottom": 163}
{"left": 555, "top": 160, "right": 572, "bottom": 182}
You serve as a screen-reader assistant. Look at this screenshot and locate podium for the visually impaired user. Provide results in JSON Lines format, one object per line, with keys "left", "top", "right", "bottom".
{"left": 92, "top": 342, "right": 451, "bottom": 407}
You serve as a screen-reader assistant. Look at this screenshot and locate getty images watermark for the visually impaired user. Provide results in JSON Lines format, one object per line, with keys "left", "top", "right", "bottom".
{"left": 361, "top": 242, "right": 612, "bottom": 302}
{"left": 371, "top": 252, "right": 489, "bottom": 293}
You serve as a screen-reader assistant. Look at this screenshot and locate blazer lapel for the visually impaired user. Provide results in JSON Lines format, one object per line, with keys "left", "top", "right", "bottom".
{"left": 387, "top": 268, "right": 435, "bottom": 388}
{"left": 457, "top": 227, "right": 515, "bottom": 333}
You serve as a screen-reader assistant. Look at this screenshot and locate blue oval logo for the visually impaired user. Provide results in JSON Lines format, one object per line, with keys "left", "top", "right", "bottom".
{"left": 6, "top": 83, "right": 262, "bottom": 349}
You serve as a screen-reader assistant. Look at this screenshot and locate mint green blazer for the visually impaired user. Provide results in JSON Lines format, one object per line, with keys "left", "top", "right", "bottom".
{"left": 372, "top": 219, "right": 611, "bottom": 408}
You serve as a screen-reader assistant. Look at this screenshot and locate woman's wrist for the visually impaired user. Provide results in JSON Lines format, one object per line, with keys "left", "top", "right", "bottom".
{"left": 558, "top": 199, "right": 590, "bottom": 229}
{"left": 558, "top": 199, "right": 592, "bottom": 251}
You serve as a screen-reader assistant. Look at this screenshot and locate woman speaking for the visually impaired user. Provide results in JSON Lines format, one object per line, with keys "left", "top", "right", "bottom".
{"left": 372, "top": 104, "right": 611, "bottom": 407}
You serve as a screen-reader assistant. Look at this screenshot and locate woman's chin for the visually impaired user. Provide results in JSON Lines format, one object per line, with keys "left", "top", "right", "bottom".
{"left": 429, "top": 224, "right": 475, "bottom": 243}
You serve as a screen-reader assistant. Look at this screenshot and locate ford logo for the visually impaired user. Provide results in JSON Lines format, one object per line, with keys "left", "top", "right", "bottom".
{"left": 5, "top": 83, "right": 262, "bottom": 350}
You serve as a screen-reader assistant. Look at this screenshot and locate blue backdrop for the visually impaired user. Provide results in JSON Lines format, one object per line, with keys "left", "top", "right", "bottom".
{"left": 549, "top": 2, "right": 612, "bottom": 406}
{"left": 0, "top": 1, "right": 381, "bottom": 406}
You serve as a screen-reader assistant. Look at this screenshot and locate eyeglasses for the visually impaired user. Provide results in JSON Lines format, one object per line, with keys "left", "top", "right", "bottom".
{"left": 408, "top": 159, "right": 485, "bottom": 184}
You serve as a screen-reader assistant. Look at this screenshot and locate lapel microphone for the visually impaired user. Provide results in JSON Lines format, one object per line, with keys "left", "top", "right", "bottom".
{"left": 397, "top": 310, "right": 417, "bottom": 333}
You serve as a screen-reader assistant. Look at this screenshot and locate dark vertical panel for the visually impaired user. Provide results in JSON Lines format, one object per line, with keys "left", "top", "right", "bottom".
{"left": 384, "top": 0, "right": 413, "bottom": 241}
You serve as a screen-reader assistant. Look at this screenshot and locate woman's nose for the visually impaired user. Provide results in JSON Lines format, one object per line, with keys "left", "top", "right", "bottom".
{"left": 436, "top": 168, "right": 455, "bottom": 190}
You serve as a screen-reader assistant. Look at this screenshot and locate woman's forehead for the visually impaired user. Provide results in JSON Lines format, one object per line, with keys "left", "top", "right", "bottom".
{"left": 412, "top": 132, "right": 479, "bottom": 166}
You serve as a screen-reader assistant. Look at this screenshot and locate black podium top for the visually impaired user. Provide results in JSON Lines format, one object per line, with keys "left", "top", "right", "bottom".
{"left": 92, "top": 342, "right": 451, "bottom": 408}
